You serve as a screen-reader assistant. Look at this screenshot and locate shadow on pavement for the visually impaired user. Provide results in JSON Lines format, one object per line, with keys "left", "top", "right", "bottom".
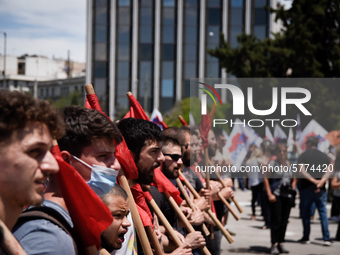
{"left": 227, "top": 246, "right": 269, "bottom": 254}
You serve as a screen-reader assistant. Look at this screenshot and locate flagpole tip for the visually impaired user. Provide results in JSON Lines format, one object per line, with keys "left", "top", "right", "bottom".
{"left": 85, "top": 84, "right": 95, "bottom": 95}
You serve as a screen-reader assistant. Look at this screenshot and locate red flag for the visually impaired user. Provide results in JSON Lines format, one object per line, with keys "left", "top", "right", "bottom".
{"left": 85, "top": 90, "right": 139, "bottom": 179}
{"left": 153, "top": 168, "right": 183, "bottom": 206}
{"left": 114, "top": 137, "right": 139, "bottom": 180}
{"left": 130, "top": 184, "right": 153, "bottom": 227}
{"left": 200, "top": 105, "right": 215, "bottom": 148}
{"left": 86, "top": 94, "right": 109, "bottom": 119}
{"left": 178, "top": 115, "right": 188, "bottom": 126}
{"left": 127, "top": 92, "right": 150, "bottom": 121}
{"left": 86, "top": 94, "right": 102, "bottom": 112}
{"left": 85, "top": 98, "right": 91, "bottom": 109}
{"left": 51, "top": 145, "right": 113, "bottom": 249}
{"left": 123, "top": 107, "right": 135, "bottom": 119}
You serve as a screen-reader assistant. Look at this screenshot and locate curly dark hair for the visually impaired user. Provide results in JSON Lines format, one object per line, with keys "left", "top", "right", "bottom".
{"left": 0, "top": 91, "right": 65, "bottom": 146}
{"left": 58, "top": 106, "right": 122, "bottom": 156}
{"left": 117, "top": 118, "right": 162, "bottom": 163}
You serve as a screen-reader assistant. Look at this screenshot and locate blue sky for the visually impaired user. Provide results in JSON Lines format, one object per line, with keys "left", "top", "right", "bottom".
{"left": 0, "top": 0, "right": 86, "bottom": 62}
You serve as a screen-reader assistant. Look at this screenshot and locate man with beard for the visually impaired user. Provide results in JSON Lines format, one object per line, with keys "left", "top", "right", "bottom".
{"left": 161, "top": 135, "right": 206, "bottom": 227}
{"left": 117, "top": 118, "right": 193, "bottom": 254}
{"left": 202, "top": 129, "right": 234, "bottom": 255}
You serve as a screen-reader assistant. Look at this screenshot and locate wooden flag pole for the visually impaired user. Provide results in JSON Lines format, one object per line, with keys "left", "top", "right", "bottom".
{"left": 146, "top": 226, "right": 164, "bottom": 255}
{"left": 85, "top": 83, "right": 95, "bottom": 95}
{"left": 217, "top": 193, "right": 240, "bottom": 221}
{"left": 84, "top": 84, "right": 153, "bottom": 255}
{"left": 0, "top": 219, "right": 27, "bottom": 255}
{"left": 214, "top": 171, "right": 243, "bottom": 213}
{"left": 148, "top": 199, "right": 183, "bottom": 247}
{"left": 178, "top": 172, "right": 234, "bottom": 244}
{"left": 164, "top": 193, "right": 212, "bottom": 255}
{"left": 203, "top": 147, "right": 214, "bottom": 239}
{"left": 118, "top": 176, "right": 154, "bottom": 255}
{"left": 176, "top": 178, "right": 210, "bottom": 236}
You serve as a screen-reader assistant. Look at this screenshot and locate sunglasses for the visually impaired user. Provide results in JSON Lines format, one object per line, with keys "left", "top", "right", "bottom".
{"left": 163, "top": 153, "right": 182, "bottom": 161}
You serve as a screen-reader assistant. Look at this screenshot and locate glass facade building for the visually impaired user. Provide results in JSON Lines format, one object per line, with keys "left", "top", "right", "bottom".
{"left": 86, "top": 0, "right": 276, "bottom": 119}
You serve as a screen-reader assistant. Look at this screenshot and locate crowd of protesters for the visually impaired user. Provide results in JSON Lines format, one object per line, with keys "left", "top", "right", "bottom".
{"left": 0, "top": 90, "right": 340, "bottom": 255}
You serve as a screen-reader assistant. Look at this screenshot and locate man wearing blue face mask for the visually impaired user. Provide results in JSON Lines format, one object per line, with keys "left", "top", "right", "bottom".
{"left": 13, "top": 106, "right": 126, "bottom": 254}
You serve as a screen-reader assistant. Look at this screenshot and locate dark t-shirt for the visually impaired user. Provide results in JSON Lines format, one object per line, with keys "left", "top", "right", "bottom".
{"left": 298, "top": 149, "right": 330, "bottom": 190}
{"left": 149, "top": 186, "right": 177, "bottom": 228}
{"left": 182, "top": 166, "right": 204, "bottom": 193}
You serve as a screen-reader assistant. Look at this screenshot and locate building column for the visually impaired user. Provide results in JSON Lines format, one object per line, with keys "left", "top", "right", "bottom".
{"left": 109, "top": 0, "right": 117, "bottom": 120}
{"left": 176, "top": 0, "right": 183, "bottom": 102}
{"left": 245, "top": 0, "right": 251, "bottom": 35}
{"left": 198, "top": 0, "right": 206, "bottom": 79}
{"left": 85, "top": 0, "right": 93, "bottom": 85}
{"left": 153, "top": 0, "right": 161, "bottom": 109}
{"left": 221, "top": 0, "right": 228, "bottom": 103}
{"left": 131, "top": 0, "right": 139, "bottom": 96}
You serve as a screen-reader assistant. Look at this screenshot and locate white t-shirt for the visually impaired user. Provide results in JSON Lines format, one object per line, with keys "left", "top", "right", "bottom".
{"left": 111, "top": 214, "right": 137, "bottom": 255}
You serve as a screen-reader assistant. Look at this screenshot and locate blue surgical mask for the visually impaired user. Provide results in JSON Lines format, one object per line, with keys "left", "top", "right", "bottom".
{"left": 72, "top": 155, "right": 118, "bottom": 197}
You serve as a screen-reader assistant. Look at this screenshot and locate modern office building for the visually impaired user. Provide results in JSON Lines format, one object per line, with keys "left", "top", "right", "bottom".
{"left": 86, "top": 0, "right": 282, "bottom": 119}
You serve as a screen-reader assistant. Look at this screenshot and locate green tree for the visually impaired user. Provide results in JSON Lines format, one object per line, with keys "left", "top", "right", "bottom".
{"left": 209, "top": 0, "right": 340, "bottom": 77}
{"left": 208, "top": 0, "right": 340, "bottom": 131}
{"left": 52, "top": 89, "right": 84, "bottom": 109}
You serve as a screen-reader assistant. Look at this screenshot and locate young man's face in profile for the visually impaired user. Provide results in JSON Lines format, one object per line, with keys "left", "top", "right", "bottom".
{"left": 68, "top": 137, "right": 121, "bottom": 181}
{"left": 0, "top": 123, "right": 59, "bottom": 208}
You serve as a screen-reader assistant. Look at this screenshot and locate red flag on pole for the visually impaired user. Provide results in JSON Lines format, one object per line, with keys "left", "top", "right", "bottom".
{"left": 153, "top": 168, "right": 183, "bottom": 205}
{"left": 130, "top": 184, "right": 154, "bottom": 227}
{"left": 51, "top": 145, "right": 113, "bottom": 249}
{"left": 178, "top": 115, "right": 188, "bottom": 126}
{"left": 127, "top": 92, "right": 150, "bottom": 121}
{"left": 114, "top": 137, "right": 139, "bottom": 180}
{"left": 123, "top": 107, "right": 135, "bottom": 119}
{"left": 200, "top": 105, "right": 215, "bottom": 148}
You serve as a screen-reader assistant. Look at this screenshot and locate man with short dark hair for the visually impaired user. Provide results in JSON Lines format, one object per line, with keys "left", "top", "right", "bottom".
{"left": 13, "top": 106, "right": 124, "bottom": 254}
{"left": 0, "top": 91, "right": 64, "bottom": 254}
{"left": 118, "top": 119, "right": 201, "bottom": 254}
{"left": 298, "top": 136, "right": 331, "bottom": 246}
{"left": 101, "top": 184, "right": 131, "bottom": 253}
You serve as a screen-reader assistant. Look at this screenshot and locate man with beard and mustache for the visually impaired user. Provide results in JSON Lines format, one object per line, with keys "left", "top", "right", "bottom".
{"left": 201, "top": 129, "right": 234, "bottom": 255}
{"left": 117, "top": 119, "right": 194, "bottom": 254}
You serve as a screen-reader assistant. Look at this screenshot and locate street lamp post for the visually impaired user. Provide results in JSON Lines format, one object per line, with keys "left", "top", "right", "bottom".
{"left": 0, "top": 32, "right": 6, "bottom": 88}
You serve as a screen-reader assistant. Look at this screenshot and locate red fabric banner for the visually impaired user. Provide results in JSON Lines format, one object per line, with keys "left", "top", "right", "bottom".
{"left": 127, "top": 93, "right": 150, "bottom": 121}
{"left": 153, "top": 168, "right": 183, "bottom": 206}
{"left": 130, "top": 183, "right": 154, "bottom": 227}
{"left": 51, "top": 145, "right": 113, "bottom": 249}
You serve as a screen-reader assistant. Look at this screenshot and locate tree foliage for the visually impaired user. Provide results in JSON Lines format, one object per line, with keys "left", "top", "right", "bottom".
{"left": 209, "top": 0, "right": 340, "bottom": 78}
{"left": 208, "top": 0, "right": 340, "bottom": 131}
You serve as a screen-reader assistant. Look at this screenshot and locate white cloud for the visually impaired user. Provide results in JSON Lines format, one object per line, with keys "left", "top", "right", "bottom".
{"left": 0, "top": 0, "right": 86, "bottom": 62}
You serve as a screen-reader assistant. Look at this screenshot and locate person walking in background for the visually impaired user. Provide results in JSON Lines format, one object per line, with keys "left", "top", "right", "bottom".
{"left": 331, "top": 151, "right": 340, "bottom": 241}
{"left": 264, "top": 143, "right": 296, "bottom": 254}
{"left": 298, "top": 136, "right": 332, "bottom": 246}
{"left": 246, "top": 147, "right": 264, "bottom": 220}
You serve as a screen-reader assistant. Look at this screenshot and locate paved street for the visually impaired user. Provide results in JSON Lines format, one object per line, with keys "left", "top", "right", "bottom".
{"left": 220, "top": 189, "right": 339, "bottom": 255}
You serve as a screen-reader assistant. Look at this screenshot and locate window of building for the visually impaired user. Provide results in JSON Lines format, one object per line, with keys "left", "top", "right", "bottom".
{"left": 95, "top": 43, "right": 107, "bottom": 61}
{"left": 94, "top": 61, "right": 107, "bottom": 78}
{"left": 140, "top": 43, "right": 153, "bottom": 61}
{"left": 95, "top": 8, "right": 107, "bottom": 25}
{"left": 162, "top": 44, "right": 175, "bottom": 61}
{"left": 163, "top": 0, "right": 175, "bottom": 7}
